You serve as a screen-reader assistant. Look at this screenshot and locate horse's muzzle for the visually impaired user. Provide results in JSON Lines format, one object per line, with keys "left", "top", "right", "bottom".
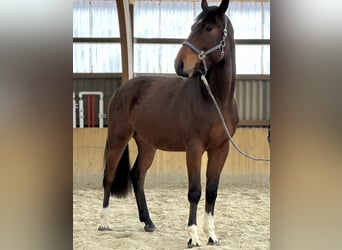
{"left": 175, "top": 60, "right": 189, "bottom": 78}
{"left": 174, "top": 46, "right": 200, "bottom": 78}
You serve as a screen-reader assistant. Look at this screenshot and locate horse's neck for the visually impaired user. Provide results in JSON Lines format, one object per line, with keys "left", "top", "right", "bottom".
{"left": 207, "top": 59, "right": 235, "bottom": 107}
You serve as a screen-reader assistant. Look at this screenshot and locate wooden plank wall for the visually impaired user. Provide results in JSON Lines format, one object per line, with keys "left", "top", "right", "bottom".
{"left": 73, "top": 128, "right": 270, "bottom": 187}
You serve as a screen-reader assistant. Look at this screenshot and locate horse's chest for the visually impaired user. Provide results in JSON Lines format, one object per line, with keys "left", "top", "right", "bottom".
{"left": 208, "top": 122, "right": 225, "bottom": 141}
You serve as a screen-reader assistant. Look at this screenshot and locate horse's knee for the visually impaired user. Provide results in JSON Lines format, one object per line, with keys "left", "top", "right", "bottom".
{"left": 188, "top": 188, "right": 201, "bottom": 204}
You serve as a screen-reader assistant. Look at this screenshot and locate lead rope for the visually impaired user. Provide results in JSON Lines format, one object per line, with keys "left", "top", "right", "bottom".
{"left": 183, "top": 16, "right": 270, "bottom": 161}
{"left": 200, "top": 75, "right": 270, "bottom": 162}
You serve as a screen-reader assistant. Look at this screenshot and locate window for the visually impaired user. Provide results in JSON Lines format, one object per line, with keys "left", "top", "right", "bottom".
{"left": 73, "top": 0, "right": 270, "bottom": 74}
{"left": 73, "top": 0, "right": 121, "bottom": 73}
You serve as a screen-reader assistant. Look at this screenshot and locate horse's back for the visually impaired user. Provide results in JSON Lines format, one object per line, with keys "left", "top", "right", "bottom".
{"left": 110, "top": 75, "right": 182, "bottom": 112}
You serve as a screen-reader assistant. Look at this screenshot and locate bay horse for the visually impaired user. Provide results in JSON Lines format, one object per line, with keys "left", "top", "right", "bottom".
{"left": 98, "top": 0, "right": 238, "bottom": 247}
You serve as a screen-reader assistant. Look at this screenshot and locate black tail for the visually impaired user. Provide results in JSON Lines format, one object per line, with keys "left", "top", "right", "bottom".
{"left": 103, "top": 141, "right": 132, "bottom": 198}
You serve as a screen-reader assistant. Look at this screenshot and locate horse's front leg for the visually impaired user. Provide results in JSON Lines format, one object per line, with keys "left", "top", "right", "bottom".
{"left": 204, "top": 144, "right": 229, "bottom": 245}
{"left": 186, "top": 143, "right": 204, "bottom": 248}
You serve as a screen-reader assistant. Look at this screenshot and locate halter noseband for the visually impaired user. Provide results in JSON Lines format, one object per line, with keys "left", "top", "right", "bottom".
{"left": 182, "top": 15, "right": 228, "bottom": 76}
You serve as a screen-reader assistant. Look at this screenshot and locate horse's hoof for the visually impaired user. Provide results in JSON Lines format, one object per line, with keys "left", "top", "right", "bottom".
{"left": 207, "top": 237, "right": 220, "bottom": 245}
{"left": 144, "top": 223, "right": 155, "bottom": 232}
{"left": 187, "top": 239, "right": 201, "bottom": 248}
{"left": 98, "top": 225, "right": 112, "bottom": 231}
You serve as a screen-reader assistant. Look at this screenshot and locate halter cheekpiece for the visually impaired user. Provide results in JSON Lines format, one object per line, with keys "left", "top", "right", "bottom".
{"left": 182, "top": 15, "right": 228, "bottom": 76}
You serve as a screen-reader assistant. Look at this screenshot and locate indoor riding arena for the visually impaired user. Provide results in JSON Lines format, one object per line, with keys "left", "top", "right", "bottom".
{"left": 73, "top": 0, "right": 270, "bottom": 249}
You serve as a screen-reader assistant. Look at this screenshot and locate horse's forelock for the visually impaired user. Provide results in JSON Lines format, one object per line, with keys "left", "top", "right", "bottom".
{"left": 195, "top": 6, "right": 218, "bottom": 24}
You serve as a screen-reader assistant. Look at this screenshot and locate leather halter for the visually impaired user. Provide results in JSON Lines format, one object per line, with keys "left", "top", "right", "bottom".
{"left": 182, "top": 16, "right": 228, "bottom": 76}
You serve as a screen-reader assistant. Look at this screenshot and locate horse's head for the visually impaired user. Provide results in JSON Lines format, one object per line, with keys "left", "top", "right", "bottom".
{"left": 175, "top": 0, "right": 230, "bottom": 78}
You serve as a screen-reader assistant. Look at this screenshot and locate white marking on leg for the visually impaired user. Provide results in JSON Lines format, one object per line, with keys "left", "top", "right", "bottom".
{"left": 98, "top": 207, "right": 111, "bottom": 230}
{"left": 203, "top": 212, "right": 219, "bottom": 244}
{"left": 187, "top": 224, "right": 201, "bottom": 247}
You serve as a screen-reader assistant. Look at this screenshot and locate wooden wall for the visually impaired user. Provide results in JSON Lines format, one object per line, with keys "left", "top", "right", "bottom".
{"left": 73, "top": 128, "right": 270, "bottom": 187}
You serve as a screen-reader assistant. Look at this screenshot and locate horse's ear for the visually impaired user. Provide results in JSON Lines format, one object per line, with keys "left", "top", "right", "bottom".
{"left": 201, "top": 0, "right": 208, "bottom": 10}
{"left": 217, "top": 0, "right": 229, "bottom": 15}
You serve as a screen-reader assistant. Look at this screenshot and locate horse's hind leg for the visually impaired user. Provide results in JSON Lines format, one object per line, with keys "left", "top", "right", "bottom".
{"left": 130, "top": 137, "right": 156, "bottom": 232}
{"left": 203, "top": 144, "right": 229, "bottom": 245}
{"left": 99, "top": 131, "right": 132, "bottom": 231}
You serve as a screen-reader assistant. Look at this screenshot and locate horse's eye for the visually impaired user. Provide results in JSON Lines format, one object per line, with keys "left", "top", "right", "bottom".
{"left": 205, "top": 25, "right": 212, "bottom": 32}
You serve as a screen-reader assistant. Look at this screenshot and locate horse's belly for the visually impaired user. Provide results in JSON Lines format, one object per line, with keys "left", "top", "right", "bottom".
{"left": 133, "top": 116, "right": 185, "bottom": 151}
{"left": 138, "top": 130, "right": 185, "bottom": 151}
{"left": 155, "top": 143, "right": 186, "bottom": 152}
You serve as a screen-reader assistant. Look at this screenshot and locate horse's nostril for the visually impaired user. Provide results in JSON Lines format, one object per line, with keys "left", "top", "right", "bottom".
{"left": 175, "top": 60, "right": 183, "bottom": 72}
{"left": 175, "top": 60, "right": 188, "bottom": 77}
{"left": 179, "top": 60, "right": 184, "bottom": 69}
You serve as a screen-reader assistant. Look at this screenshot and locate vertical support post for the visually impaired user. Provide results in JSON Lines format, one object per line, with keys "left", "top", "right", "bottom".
{"left": 117, "top": 0, "right": 134, "bottom": 84}
{"left": 99, "top": 95, "right": 104, "bottom": 128}
{"left": 87, "top": 95, "right": 91, "bottom": 128}
{"left": 73, "top": 92, "right": 76, "bottom": 128}
{"left": 79, "top": 97, "right": 84, "bottom": 128}
{"left": 92, "top": 95, "right": 95, "bottom": 127}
